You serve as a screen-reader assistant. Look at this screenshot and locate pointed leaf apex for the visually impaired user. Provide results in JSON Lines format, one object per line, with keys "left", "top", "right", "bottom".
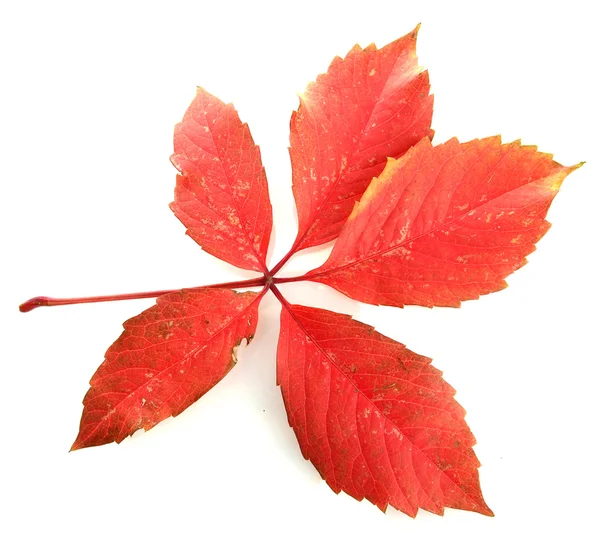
{"left": 544, "top": 161, "right": 583, "bottom": 192}
{"left": 570, "top": 161, "right": 586, "bottom": 172}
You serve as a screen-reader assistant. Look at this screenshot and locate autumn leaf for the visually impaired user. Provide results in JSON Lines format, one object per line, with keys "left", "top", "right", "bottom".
{"left": 71, "top": 287, "right": 265, "bottom": 450}
{"left": 305, "top": 136, "right": 582, "bottom": 307}
{"left": 271, "top": 25, "right": 433, "bottom": 273}
{"left": 19, "top": 27, "right": 583, "bottom": 518}
{"left": 171, "top": 87, "right": 273, "bottom": 273}
{"left": 275, "top": 298, "right": 492, "bottom": 517}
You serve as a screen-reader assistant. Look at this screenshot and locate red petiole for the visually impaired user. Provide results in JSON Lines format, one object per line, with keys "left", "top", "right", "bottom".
{"left": 19, "top": 276, "right": 267, "bottom": 313}
{"left": 18, "top": 254, "right": 321, "bottom": 313}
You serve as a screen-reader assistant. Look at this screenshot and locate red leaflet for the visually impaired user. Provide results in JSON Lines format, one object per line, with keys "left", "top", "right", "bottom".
{"left": 20, "top": 28, "right": 583, "bottom": 519}
{"left": 71, "top": 288, "right": 264, "bottom": 450}
{"left": 282, "top": 25, "right": 433, "bottom": 264}
{"left": 276, "top": 300, "right": 492, "bottom": 517}
{"left": 306, "top": 137, "right": 582, "bottom": 308}
{"left": 171, "top": 87, "right": 272, "bottom": 273}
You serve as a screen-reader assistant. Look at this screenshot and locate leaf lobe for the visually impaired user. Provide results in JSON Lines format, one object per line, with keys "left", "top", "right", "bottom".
{"left": 71, "top": 287, "right": 265, "bottom": 451}
{"left": 276, "top": 301, "right": 492, "bottom": 517}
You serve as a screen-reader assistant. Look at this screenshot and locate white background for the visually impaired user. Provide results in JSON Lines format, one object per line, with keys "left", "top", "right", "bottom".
{"left": 2, "top": 1, "right": 598, "bottom": 544}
